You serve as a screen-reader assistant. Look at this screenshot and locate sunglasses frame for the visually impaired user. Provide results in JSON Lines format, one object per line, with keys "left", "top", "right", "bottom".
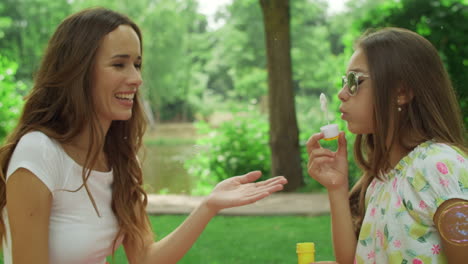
{"left": 341, "top": 71, "right": 370, "bottom": 96}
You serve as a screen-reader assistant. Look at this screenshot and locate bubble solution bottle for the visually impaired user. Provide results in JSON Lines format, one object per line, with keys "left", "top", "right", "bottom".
{"left": 319, "top": 93, "right": 339, "bottom": 151}
{"left": 296, "top": 242, "right": 315, "bottom": 264}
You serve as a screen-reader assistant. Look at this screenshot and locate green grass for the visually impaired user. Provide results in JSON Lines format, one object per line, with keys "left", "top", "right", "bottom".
{"left": 0, "top": 215, "right": 333, "bottom": 263}
{"left": 107, "top": 214, "right": 334, "bottom": 264}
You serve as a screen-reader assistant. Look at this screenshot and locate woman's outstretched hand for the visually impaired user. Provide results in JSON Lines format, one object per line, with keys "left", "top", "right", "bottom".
{"left": 306, "top": 132, "right": 349, "bottom": 191}
{"left": 204, "top": 171, "right": 287, "bottom": 213}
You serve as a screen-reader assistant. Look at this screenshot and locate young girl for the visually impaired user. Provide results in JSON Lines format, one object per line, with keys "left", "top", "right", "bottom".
{"left": 307, "top": 28, "right": 467, "bottom": 264}
{"left": 0, "top": 8, "right": 287, "bottom": 264}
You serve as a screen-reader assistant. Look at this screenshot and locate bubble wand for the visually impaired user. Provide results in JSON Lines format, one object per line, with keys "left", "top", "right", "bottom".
{"left": 320, "top": 93, "right": 330, "bottom": 125}
{"left": 319, "top": 93, "right": 339, "bottom": 141}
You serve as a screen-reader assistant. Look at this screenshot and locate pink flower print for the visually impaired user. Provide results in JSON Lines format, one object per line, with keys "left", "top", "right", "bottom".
{"left": 436, "top": 162, "right": 449, "bottom": 174}
{"left": 371, "top": 180, "right": 377, "bottom": 189}
{"left": 393, "top": 240, "right": 402, "bottom": 248}
{"left": 439, "top": 178, "right": 449, "bottom": 187}
{"left": 370, "top": 207, "right": 376, "bottom": 217}
{"left": 419, "top": 200, "right": 428, "bottom": 209}
{"left": 457, "top": 155, "right": 464, "bottom": 163}
{"left": 395, "top": 196, "right": 402, "bottom": 207}
{"left": 432, "top": 244, "right": 441, "bottom": 255}
{"left": 376, "top": 230, "right": 384, "bottom": 246}
{"left": 413, "top": 259, "right": 423, "bottom": 264}
{"left": 367, "top": 251, "right": 375, "bottom": 259}
{"left": 392, "top": 177, "right": 398, "bottom": 191}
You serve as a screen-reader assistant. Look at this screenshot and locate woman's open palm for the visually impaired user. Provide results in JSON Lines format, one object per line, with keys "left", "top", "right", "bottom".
{"left": 205, "top": 171, "right": 287, "bottom": 212}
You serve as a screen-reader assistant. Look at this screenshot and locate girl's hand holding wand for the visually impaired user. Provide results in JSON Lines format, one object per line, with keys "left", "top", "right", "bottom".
{"left": 306, "top": 132, "right": 349, "bottom": 192}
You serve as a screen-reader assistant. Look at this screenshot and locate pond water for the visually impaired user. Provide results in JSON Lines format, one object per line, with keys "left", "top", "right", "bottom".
{"left": 141, "top": 143, "right": 196, "bottom": 194}
{"left": 140, "top": 123, "right": 200, "bottom": 194}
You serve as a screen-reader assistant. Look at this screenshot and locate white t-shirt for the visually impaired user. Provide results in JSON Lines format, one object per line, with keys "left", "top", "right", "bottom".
{"left": 2, "top": 131, "right": 122, "bottom": 264}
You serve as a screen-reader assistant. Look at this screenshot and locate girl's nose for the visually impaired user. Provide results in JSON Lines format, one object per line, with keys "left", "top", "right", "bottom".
{"left": 338, "top": 86, "right": 348, "bottom": 102}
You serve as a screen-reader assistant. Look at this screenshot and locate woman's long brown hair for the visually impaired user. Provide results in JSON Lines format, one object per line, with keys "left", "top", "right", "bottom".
{"left": 0, "top": 7, "right": 152, "bottom": 251}
{"left": 348, "top": 27, "right": 467, "bottom": 237}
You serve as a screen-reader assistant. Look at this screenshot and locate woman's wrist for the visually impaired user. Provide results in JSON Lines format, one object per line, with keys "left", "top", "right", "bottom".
{"left": 199, "top": 197, "right": 221, "bottom": 217}
{"left": 327, "top": 185, "right": 350, "bottom": 198}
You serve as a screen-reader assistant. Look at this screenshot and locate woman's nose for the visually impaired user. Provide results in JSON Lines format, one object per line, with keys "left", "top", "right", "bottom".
{"left": 338, "top": 85, "right": 348, "bottom": 102}
{"left": 128, "top": 68, "right": 143, "bottom": 88}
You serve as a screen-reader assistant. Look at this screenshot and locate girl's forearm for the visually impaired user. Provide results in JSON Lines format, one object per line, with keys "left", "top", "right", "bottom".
{"left": 328, "top": 187, "right": 357, "bottom": 264}
{"left": 143, "top": 201, "right": 217, "bottom": 264}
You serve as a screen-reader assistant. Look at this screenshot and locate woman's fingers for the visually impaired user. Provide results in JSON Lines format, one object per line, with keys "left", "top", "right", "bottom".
{"left": 309, "top": 148, "right": 336, "bottom": 159}
{"left": 308, "top": 157, "right": 334, "bottom": 176}
{"left": 307, "top": 148, "right": 336, "bottom": 170}
{"left": 306, "top": 133, "right": 324, "bottom": 155}
{"left": 255, "top": 176, "right": 287, "bottom": 187}
{"left": 237, "top": 170, "right": 262, "bottom": 184}
{"left": 337, "top": 131, "right": 347, "bottom": 155}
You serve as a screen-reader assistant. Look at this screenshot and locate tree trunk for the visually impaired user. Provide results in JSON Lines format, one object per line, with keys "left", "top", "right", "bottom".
{"left": 259, "top": 0, "right": 303, "bottom": 191}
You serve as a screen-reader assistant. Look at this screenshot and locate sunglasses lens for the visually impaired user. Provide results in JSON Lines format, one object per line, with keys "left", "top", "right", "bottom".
{"left": 348, "top": 72, "right": 357, "bottom": 95}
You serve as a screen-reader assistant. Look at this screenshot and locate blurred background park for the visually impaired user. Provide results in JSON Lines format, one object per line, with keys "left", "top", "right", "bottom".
{"left": 0, "top": 0, "right": 467, "bottom": 263}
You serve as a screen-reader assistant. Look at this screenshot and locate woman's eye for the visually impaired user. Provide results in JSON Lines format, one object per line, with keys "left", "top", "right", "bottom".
{"left": 113, "top": 64, "right": 124, "bottom": 68}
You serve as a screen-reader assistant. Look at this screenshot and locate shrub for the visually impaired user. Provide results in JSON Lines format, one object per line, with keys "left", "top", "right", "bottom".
{"left": 184, "top": 110, "right": 271, "bottom": 195}
{"left": 185, "top": 98, "right": 363, "bottom": 195}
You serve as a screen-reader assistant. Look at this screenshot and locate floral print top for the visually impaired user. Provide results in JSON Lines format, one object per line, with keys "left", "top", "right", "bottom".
{"left": 354, "top": 141, "right": 468, "bottom": 264}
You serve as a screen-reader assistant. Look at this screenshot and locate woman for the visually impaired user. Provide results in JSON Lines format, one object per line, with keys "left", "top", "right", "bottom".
{"left": 0, "top": 8, "right": 287, "bottom": 264}
{"left": 307, "top": 28, "right": 467, "bottom": 263}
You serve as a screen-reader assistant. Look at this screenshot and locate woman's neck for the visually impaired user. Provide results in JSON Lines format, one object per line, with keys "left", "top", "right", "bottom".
{"left": 387, "top": 134, "right": 422, "bottom": 169}
{"left": 70, "top": 123, "right": 108, "bottom": 150}
{"left": 62, "top": 123, "right": 111, "bottom": 172}
{"left": 388, "top": 143, "right": 408, "bottom": 169}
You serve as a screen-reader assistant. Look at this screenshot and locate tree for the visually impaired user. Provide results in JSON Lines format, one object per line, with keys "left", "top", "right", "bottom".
{"left": 260, "top": 0, "right": 303, "bottom": 191}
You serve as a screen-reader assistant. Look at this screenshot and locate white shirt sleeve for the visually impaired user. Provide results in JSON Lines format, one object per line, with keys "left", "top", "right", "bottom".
{"left": 6, "top": 131, "right": 63, "bottom": 193}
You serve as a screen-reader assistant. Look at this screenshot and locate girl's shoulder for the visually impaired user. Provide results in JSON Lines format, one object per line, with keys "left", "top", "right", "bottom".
{"left": 408, "top": 140, "right": 466, "bottom": 165}
{"left": 403, "top": 141, "right": 467, "bottom": 191}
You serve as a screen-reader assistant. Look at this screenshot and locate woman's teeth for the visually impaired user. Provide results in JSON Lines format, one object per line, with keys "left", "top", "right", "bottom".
{"left": 115, "top": 93, "right": 134, "bottom": 100}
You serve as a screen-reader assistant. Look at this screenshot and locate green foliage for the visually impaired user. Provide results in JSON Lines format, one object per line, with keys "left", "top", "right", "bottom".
{"left": 137, "top": 0, "right": 209, "bottom": 121}
{"left": 291, "top": 0, "right": 343, "bottom": 97}
{"left": 184, "top": 109, "right": 271, "bottom": 195}
{"left": 207, "top": 0, "right": 267, "bottom": 101}
{"left": 0, "top": 0, "right": 71, "bottom": 82}
{"left": 0, "top": 55, "right": 25, "bottom": 143}
{"left": 184, "top": 95, "right": 363, "bottom": 194}
{"left": 210, "top": 0, "right": 344, "bottom": 100}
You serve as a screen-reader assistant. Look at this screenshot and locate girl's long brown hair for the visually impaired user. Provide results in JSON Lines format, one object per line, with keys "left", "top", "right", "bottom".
{"left": 348, "top": 27, "right": 467, "bottom": 236}
{"left": 0, "top": 7, "right": 151, "bottom": 251}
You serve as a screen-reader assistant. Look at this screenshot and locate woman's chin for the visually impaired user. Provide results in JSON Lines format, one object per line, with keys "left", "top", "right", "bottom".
{"left": 111, "top": 111, "right": 133, "bottom": 121}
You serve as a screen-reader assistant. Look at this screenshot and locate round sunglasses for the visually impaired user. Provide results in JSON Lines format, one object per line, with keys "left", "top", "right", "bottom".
{"left": 341, "top": 71, "right": 370, "bottom": 96}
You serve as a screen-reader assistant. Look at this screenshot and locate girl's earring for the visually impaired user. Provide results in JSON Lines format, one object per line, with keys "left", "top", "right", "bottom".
{"left": 397, "top": 99, "right": 402, "bottom": 112}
